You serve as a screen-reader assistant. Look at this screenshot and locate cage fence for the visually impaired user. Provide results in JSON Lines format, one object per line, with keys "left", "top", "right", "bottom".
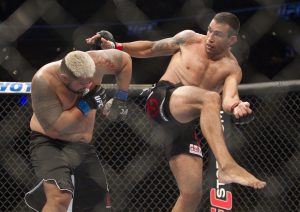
{"left": 0, "top": 81, "right": 299, "bottom": 212}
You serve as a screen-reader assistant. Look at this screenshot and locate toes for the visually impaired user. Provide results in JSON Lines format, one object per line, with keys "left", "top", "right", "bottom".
{"left": 252, "top": 181, "right": 266, "bottom": 189}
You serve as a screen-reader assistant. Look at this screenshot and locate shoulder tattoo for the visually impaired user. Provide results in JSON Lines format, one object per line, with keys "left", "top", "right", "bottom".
{"left": 31, "top": 76, "right": 62, "bottom": 130}
{"left": 100, "top": 50, "right": 123, "bottom": 70}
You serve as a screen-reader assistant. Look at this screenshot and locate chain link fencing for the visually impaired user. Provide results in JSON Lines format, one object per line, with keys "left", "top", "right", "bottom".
{"left": 0, "top": 81, "right": 299, "bottom": 212}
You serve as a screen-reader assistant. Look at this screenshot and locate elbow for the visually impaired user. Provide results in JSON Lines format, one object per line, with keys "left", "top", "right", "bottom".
{"left": 124, "top": 52, "right": 132, "bottom": 65}
{"left": 117, "top": 53, "right": 132, "bottom": 91}
{"left": 123, "top": 53, "right": 132, "bottom": 75}
{"left": 43, "top": 121, "right": 66, "bottom": 139}
{"left": 44, "top": 128, "right": 61, "bottom": 139}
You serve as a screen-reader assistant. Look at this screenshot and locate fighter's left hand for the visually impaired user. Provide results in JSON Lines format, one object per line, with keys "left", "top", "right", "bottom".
{"left": 85, "top": 31, "right": 116, "bottom": 49}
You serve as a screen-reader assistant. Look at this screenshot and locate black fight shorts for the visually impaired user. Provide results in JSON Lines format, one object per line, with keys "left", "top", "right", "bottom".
{"left": 25, "top": 131, "right": 109, "bottom": 212}
{"left": 145, "top": 80, "right": 204, "bottom": 158}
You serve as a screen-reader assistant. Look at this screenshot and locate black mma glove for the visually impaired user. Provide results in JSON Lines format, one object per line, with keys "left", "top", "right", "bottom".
{"left": 103, "top": 90, "right": 128, "bottom": 122}
{"left": 91, "top": 30, "right": 116, "bottom": 50}
{"left": 76, "top": 85, "right": 106, "bottom": 115}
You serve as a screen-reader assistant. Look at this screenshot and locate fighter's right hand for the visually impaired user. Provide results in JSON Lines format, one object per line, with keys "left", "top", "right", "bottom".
{"left": 231, "top": 101, "right": 254, "bottom": 125}
{"left": 76, "top": 85, "right": 107, "bottom": 115}
{"left": 86, "top": 30, "right": 116, "bottom": 50}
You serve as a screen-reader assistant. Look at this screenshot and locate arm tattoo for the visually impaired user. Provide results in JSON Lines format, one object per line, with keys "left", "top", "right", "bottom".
{"left": 101, "top": 50, "right": 123, "bottom": 71}
{"left": 175, "top": 37, "right": 185, "bottom": 45}
{"left": 152, "top": 37, "right": 184, "bottom": 54}
{"left": 31, "top": 76, "right": 62, "bottom": 131}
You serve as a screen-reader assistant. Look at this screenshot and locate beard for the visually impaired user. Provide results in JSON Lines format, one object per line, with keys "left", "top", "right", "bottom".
{"left": 66, "top": 82, "right": 86, "bottom": 94}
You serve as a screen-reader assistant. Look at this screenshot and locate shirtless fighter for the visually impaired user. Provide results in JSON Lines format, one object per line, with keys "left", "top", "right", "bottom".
{"left": 25, "top": 49, "right": 132, "bottom": 212}
{"left": 86, "top": 12, "right": 266, "bottom": 212}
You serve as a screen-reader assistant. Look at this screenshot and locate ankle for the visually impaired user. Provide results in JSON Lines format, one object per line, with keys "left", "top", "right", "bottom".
{"left": 217, "top": 161, "right": 238, "bottom": 171}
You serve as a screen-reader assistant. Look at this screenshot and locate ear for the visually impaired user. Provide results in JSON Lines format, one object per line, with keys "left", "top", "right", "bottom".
{"left": 229, "top": 35, "right": 237, "bottom": 46}
{"left": 59, "top": 72, "right": 70, "bottom": 83}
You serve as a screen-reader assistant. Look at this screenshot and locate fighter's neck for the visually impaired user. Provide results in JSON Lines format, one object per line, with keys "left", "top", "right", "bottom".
{"left": 206, "top": 50, "right": 228, "bottom": 61}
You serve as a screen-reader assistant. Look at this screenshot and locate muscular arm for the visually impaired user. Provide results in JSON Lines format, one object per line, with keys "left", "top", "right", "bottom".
{"left": 88, "top": 49, "right": 132, "bottom": 91}
{"left": 222, "top": 67, "right": 242, "bottom": 113}
{"left": 121, "top": 30, "right": 197, "bottom": 58}
{"left": 31, "top": 74, "right": 85, "bottom": 137}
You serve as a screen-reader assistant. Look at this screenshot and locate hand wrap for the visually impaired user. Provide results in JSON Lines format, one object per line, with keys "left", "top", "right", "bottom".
{"left": 90, "top": 30, "right": 123, "bottom": 50}
{"left": 95, "top": 30, "right": 116, "bottom": 49}
{"left": 103, "top": 90, "right": 128, "bottom": 121}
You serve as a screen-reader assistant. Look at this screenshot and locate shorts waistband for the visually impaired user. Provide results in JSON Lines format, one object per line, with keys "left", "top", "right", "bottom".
{"left": 30, "top": 131, "right": 92, "bottom": 147}
{"left": 155, "top": 80, "right": 183, "bottom": 88}
{"left": 30, "top": 131, "right": 50, "bottom": 141}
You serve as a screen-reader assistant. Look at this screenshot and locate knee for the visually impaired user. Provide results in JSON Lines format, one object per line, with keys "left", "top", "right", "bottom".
{"left": 203, "top": 91, "right": 221, "bottom": 108}
{"left": 179, "top": 189, "right": 203, "bottom": 206}
{"left": 47, "top": 191, "right": 72, "bottom": 209}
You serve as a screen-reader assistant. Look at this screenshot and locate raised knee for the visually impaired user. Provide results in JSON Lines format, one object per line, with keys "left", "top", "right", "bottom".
{"left": 203, "top": 91, "right": 221, "bottom": 107}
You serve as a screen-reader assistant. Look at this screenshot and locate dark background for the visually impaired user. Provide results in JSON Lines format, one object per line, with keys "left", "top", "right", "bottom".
{"left": 0, "top": 0, "right": 299, "bottom": 84}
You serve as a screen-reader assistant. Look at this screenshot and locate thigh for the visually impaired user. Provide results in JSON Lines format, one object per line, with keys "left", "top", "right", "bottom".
{"left": 26, "top": 140, "right": 74, "bottom": 211}
{"left": 169, "top": 86, "right": 217, "bottom": 123}
{"left": 31, "top": 141, "right": 74, "bottom": 192}
{"left": 73, "top": 150, "right": 108, "bottom": 212}
{"left": 43, "top": 181, "right": 73, "bottom": 201}
{"left": 169, "top": 154, "right": 203, "bottom": 194}
{"left": 169, "top": 121, "right": 203, "bottom": 158}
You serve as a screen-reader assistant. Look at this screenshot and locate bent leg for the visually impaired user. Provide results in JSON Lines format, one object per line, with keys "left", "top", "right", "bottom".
{"left": 169, "top": 86, "right": 266, "bottom": 189}
{"left": 169, "top": 154, "right": 203, "bottom": 212}
{"left": 42, "top": 181, "right": 73, "bottom": 212}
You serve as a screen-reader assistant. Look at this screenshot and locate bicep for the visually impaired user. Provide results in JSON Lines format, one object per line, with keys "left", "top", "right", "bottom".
{"left": 31, "top": 76, "right": 62, "bottom": 131}
{"left": 92, "top": 50, "right": 131, "bottom": 75}
{"left": 151, "top": 37, "right": 180, "bottom": 56}
{"left": 151, "top": 30, "right": 195, "bottom": 56}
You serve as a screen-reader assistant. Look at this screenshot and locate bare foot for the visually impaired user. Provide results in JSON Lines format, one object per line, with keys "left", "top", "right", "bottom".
{"left": 218, "top": 164, "right": 266, "bottom": 189}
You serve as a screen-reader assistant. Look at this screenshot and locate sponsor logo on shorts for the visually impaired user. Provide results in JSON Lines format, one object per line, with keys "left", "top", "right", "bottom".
{"left": 146, "top": 97, "right": 159, "bottom": 118}
{"left": 189, "top": 144, "right": 202, "bottom": 156}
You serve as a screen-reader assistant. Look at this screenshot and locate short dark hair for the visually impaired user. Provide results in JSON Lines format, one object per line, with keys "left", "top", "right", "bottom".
{"left": 213, "top": 12, "right": 240, "bottom": 36}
